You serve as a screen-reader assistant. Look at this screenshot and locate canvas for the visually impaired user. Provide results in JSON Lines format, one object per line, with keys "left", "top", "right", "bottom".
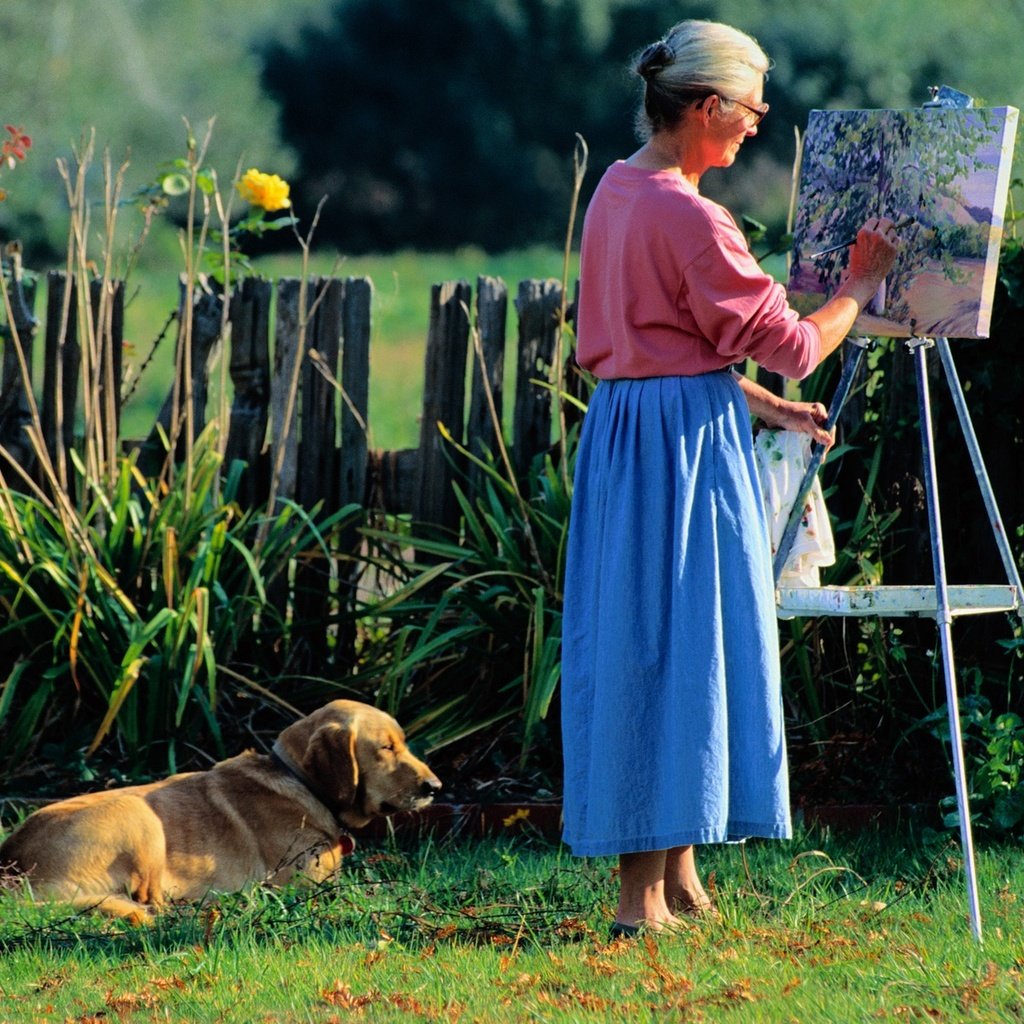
{"left": 788, "top": 105, "right": 1019, "bottom": 339}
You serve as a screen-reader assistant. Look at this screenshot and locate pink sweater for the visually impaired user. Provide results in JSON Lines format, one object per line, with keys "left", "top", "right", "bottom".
{"left": 576, "top": 163, "right": 821, "bottom": 381}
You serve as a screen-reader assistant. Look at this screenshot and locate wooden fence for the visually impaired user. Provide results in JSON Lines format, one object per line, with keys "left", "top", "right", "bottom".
{"left": 0, "top": 262, "right": 580, "bottom": 533}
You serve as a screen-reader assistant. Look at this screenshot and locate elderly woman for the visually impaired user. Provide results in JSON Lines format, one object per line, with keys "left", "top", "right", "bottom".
{"left": 560, "top": 19, "right": 898, "bottom": 937}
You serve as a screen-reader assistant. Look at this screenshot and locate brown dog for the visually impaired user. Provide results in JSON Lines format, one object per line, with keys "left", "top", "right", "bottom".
{"left": 0, "top": 700, "right": 441, "bottom": 924}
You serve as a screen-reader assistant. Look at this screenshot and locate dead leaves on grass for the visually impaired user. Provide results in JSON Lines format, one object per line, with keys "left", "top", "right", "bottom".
{"left": 321, "top": 980, "right": 465, "bottom": 1021}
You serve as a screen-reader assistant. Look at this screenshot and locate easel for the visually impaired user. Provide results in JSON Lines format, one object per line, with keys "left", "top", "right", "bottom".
{"left": 774, "top": 89, "right": 1023, "bottom": 944}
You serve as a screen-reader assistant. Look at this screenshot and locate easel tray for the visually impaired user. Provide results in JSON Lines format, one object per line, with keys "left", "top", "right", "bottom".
{"left": 776, "top": 583, "right": 1019, "bottom": 619}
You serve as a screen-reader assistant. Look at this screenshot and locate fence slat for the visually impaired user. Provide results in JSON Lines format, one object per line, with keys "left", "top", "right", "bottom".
{"left": 414, "top": 279, "right": 472, "bottom": 532}
{"left": 225, "top": 277, "right": 272, "bottom": 508}
{"left": 468, "top": 275, "right": 507, "bottom": 500}
{"left": 334, "top": 276, "right": 374, "bottom": 664}
{"left": 513, "top": 278, "right": 562, "bottom": 475}
{"left": 298, "top": 277, "right": 343, "bottom": 510}
{"left": 269, "top": 278, "right": 304, "bottom": 502}
{"left": 41, "top": 270, "right": 78, "bottom": 486}
{"left": 339, "top": 276, "right": 372, "bottom": 510}
{"left": 561, "top": 278, "right": 586, "bottom": 436}
{"left": 7, "top": 267, "right": 584, "bottom": 673}
{"left": 292, "top": 277, "right": 343, "bottom": 665}
{"left": 140, "top": 280, "right": 222, "bottom": 473}
{"left": 0, "top": 253, "right": 38, "bottom": 473}
{"left": 90, "top": 277, "right": 125, "bottom": 468}
{"left": 367, "top": 447, "right": 418, "bottom": 513}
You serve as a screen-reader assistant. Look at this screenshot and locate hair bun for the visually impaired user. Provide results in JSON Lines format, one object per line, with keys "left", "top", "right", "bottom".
{"left": 637, "top": 41, "right": 673, "bottom": 80}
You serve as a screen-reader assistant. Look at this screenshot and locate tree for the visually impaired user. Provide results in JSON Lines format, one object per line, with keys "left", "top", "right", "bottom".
{"left": 0, "top": 0, "right": 325, "bottom": 262}
{"left": 260, "top": 0, "right": 625, "bottom": 252}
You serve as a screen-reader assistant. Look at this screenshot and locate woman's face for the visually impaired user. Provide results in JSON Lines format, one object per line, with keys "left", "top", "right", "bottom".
{"left": 698, "top": 83, "right": 766, "bottom": 171}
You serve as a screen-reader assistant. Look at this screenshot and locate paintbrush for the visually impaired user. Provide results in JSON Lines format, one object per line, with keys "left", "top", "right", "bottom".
{"left": 808, "top": 218, "right": 913, "bottom": 260}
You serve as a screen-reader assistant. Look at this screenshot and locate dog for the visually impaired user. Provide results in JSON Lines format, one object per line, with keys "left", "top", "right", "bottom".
{"left": 0, "top": 699, "right": 441, "bottom": 924}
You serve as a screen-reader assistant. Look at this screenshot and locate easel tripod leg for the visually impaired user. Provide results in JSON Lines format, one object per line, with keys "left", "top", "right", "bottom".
{"left": 935, "top": 337, "right": 1024, "bottom": 625}
{"left": 911, "top": 338, "right": 983, "bottom": 943}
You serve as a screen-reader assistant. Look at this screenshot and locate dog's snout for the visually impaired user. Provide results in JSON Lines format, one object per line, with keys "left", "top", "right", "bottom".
{"left": 421, "top": 776, "right": 442, "bottom": 797}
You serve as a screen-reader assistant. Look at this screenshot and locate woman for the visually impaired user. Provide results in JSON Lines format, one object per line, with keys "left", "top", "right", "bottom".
{"left": 560, "top": 19, "right": 898, "bottom": 937}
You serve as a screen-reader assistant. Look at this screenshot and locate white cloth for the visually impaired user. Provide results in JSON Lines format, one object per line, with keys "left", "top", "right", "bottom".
{"left": 754, "top": 429, "right": 835, "bottom": 588}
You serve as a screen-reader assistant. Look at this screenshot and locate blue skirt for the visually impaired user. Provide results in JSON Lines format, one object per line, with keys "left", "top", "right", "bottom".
{"left": 561, "top": 373, "right": 791, "bottom": 856}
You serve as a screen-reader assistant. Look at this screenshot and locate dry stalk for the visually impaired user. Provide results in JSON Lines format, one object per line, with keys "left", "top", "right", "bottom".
{"left": 255, "top": 195, "right": 330, "bottom": 557}
{"left": 0, "top": 259, "right": 97, "bottom": 564}
{"left": 464, "top": 307, "right": 552, "bottom": 593}
{"left": 169, "top": 117, "right": 216, "bottom": 508}
{"left": 208, "top": 154, "right": 246, "bottom": 501}
{"left": 552, "top": 132, "right": 588, "bottom": 492}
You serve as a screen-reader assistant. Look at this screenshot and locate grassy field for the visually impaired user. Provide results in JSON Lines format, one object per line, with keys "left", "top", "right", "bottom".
{"left": 1, "top": 824, "right": 1021, "bottom": 1022}
{"left": 115, "top": 241, "right": 577, "bottom": 452}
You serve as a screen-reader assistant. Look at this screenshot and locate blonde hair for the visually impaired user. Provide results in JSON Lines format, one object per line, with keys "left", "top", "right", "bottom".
{"left": 633, "top": 20, "right": 771, "bottom": 139}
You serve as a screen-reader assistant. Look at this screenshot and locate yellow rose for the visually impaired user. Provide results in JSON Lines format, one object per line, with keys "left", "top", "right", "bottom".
{"left": 236, "top": 168, "right": 292, "bottom": 212}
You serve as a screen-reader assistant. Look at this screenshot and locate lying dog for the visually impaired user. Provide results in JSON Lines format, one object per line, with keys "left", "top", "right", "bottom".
{"left": 0, "top": 699, "right": 441, "bottom": 923}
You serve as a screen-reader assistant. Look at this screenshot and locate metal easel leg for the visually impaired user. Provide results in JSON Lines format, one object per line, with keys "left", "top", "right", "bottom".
{"left": 910, "top": 337, "right": 984, "bottom": 943}
{"left": 935, "top": 337, "right": 1024, "bottom": 625}
{"left": 772, "top": 337, "right": 873, "bottom": 583}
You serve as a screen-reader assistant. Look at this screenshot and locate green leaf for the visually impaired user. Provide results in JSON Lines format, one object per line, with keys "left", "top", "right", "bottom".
{"left": 160, "top": 171, "right": 190, "bottom": 196}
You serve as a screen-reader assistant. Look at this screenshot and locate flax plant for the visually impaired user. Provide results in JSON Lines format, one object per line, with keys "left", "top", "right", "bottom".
{"left": 349, "top": 138, "right": 593, "bottom": 775}
{"left": 0, "top": 128, "right": 358, "bottom": 785}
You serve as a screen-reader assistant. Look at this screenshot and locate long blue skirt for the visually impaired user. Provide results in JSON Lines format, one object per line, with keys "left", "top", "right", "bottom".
{"left": 561, "top": 373, "right": 791, "bottom": 857}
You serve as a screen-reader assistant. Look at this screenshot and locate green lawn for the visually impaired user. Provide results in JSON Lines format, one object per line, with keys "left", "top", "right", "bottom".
{"left": 1, "top": 825, "right": 1021, "bottom": 1022}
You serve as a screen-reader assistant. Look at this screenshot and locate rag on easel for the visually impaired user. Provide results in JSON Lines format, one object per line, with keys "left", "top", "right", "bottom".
{"left": 753, "top": 429, "right": 835, "bottom": 587}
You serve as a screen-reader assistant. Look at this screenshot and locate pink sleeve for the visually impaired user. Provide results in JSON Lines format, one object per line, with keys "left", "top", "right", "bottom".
{"left": 681, "top": 226, "right": 822, "bottom": 380}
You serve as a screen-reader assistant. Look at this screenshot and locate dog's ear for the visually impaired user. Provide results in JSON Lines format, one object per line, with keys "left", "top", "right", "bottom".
{"left": 301, "top": 721, "right": 359, "bottom": 810}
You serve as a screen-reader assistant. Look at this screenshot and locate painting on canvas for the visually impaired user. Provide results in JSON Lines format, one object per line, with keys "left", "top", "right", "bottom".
{"left": 788, "top": 105, "right": 1018, "bottom": 339}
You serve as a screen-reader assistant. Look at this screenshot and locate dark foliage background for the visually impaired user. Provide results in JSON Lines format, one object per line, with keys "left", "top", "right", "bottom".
{"left": 259, "top": 0, "right": 976, "bottom": 254}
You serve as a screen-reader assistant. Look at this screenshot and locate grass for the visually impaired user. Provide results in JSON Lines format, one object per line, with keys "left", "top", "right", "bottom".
{"left": 1, "top": 825, "right": 1022, "bottom": 1022}
{"left": 114, "top": 237, "right": 576, "bottom": 452}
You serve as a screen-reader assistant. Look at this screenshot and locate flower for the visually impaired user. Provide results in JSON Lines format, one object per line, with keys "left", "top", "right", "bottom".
{"left": 1, "top": 124, "right": 31, "bottom": 170}
{"left": 236, "top": 168, "right": 291, "bottom": 212}
{"left": 0, "top": 124, "right": 31, "bottom": 202}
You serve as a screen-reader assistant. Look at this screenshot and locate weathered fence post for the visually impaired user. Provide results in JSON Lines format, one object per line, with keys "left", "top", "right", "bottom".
{"left": 41, "top": 270, "right": 79, "bottom": 489}
{"left": 139, "top": 279, "right": 223, "bottom": 474}
{"left": 338, "top": 276, "right": 372, "bottom": 512}
{"left": 90, "top": 277, "right": 125, "bottom": 469}
{"left": 513, "top": 278, "right": 562, "bottom": 476}
{"left": 225, "top": 276, "right": 272, "bottom": 508}
{"left": 0, "top": 248, "right": 38, "bottom": 475}
{"left": 561, "top": 279, "right": 587, "bottom": 436}
{"left": 179, "top": 284, "right": 224, "bottom": 444}
{"left": 269, "top": 278, "right": 304, "bottom": 503}
{"left": 414, "top": 279, "right": 472, "bottom": 533}
{"left": 337, "top": 276, "right": 373, "bottom": 664}
{"left": 298, "top": 277, "right": 343, "bottom": 512}
{"left": 467, "top": 275, "right": 507, "bottom": 500}
{"left": 290, "top": 277, "right": 344, "bottom": 664}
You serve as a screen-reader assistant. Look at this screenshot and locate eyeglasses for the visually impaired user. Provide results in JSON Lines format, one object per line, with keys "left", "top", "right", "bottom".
{"left": 717, "top": 94, "right": 769, "bottom": 127}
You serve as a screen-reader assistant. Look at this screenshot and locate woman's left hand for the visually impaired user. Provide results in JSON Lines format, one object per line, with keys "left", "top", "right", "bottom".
{"left": 760, "top": 399, "right": 834, "bottom": 450}
{"left": 734, "top": 374, "right": 834, "bottom": 449}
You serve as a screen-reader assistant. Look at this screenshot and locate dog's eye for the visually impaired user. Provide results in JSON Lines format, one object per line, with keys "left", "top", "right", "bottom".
{"left": 380, "top": 741, "right": 395, "bottom": 753}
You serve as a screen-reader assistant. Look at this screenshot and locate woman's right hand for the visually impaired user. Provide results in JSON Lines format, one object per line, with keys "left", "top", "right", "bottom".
{"left": 848, "top": 216, "right": 899, "bottom": 288}
{"left": 803, "top": 215, "right": 903, "bottom": 361}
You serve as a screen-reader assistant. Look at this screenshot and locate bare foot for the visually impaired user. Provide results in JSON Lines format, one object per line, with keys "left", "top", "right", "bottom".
{"left": 668, "top": 887, "right": 719, "bottom": 919}
{"left": 615, "top": 850, "right": 681, "bottom": 932}
{"left": 664, "top": 845, "right": 719, "bottom": 919}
